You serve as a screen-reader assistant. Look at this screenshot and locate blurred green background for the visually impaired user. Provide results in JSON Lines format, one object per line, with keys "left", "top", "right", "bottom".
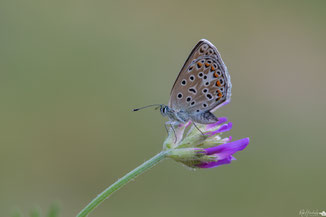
{"left": 1, "top": 0, "right": 325, "bottom": 216}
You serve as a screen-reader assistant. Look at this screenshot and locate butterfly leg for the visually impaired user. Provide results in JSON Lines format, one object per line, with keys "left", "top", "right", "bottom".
{"left": 165, "top": 121, "right": 177, "bottom": 143}
{"left": 171, "top": 124, "right": 177, "bottom": 143}
{"left": 192, "top": 122, "right": 205, "bottom": 136}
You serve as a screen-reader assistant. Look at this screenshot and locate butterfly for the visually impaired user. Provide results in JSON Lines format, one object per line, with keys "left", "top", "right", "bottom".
{"left": 134, "top": 39, "right": 232, "bottom": 128}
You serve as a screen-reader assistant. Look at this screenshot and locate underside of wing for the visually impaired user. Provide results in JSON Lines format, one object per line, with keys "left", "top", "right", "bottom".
{"left": 169, "top": 39, "right": 232, "bottom": 114}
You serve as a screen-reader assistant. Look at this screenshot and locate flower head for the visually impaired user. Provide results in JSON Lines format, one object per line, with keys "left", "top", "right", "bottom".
{"left": 163, "top": 117, "right": 249, "bottom": 169}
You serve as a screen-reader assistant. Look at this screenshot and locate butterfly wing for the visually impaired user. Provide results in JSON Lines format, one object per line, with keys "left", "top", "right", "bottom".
{"left": 169, "top": 39, "right": 232, "bottom": 121}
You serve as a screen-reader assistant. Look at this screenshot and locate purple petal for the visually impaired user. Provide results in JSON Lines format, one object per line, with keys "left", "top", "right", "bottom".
{"left": 185, "top": 121, "right": 192, "bottom": 128}
{"left": 205, "top": 122, "right": 233, "bottom": 136}
{"left": 198, "top": 156, "right": 233, "bottom": 168}
{"left": 217, "top": 122, "right": 232, "bottom": 133}
{"left": 204, "top": 137, "right": 249, "bottom": 155}
{"left": 206, "top": 117, "right": 228, "bottom": 130}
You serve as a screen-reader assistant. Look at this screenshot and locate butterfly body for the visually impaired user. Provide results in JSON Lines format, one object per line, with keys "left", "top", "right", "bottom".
{"left": 160, "top": 105, "right": 189, "bottom": 124}
{"left": 163, "top": 39, "right": 232, "bottom": 126}
{"left": 160, "top": 104, "right": 219, "bottom": 125}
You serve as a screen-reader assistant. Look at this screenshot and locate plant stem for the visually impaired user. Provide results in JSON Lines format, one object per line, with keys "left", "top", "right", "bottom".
{"left": 76, "top": 151, "right": 169, "bottom": 217}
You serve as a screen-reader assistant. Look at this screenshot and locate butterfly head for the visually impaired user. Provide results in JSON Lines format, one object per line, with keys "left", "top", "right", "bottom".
{"left": 159, "top": 104, "right": 170, "bottom": 117}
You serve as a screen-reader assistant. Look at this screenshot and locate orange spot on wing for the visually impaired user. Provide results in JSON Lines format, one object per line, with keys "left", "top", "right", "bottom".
{"left": 197, "top": 62, "right": 203, "bottom": 67}
{"left": 214, "top": 72, "right": 219, "bottom": 78}
{"left": 205, "top": 63, "right": 210, "bottom": 67}
{"left": 217, "top": 90, "right": 223, "bottom": 99}
{"left": 216, "top": 80, "right": 221, "bottom": 87}
{"left": 211, "top": 66, "right": 215, "bottom": 71}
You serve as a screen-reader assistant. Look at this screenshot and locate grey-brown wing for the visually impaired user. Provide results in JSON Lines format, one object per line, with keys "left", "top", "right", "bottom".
{"left": 168, "top": 39, "right": 231, "bottom": 115}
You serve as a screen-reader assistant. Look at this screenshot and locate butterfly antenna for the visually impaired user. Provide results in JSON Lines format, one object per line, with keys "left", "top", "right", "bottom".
{"left": 132, "top": 104, "right": 162, "bottom": 112}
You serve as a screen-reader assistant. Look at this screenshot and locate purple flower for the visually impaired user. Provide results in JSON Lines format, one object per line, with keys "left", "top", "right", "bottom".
{"left": 164, "top": 118, "right": 249, "bottom": 169}
{"left": 197, "top": 138, "right": 249, "bottom": 168}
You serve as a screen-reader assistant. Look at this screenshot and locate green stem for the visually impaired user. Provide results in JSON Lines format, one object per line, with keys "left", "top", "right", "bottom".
{"left": 76, "top": 151, "right": 169, "bottom": 217}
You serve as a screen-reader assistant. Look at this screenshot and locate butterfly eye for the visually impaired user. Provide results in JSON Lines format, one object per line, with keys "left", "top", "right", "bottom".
{"left": 177, "top": 93, "right": 183, "bottom": 99}
{"left": 181, "top": 79, "right": 187, "bottom": 86}
{"left": 189, "top": 75, "right": 195, "bottom": 81}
